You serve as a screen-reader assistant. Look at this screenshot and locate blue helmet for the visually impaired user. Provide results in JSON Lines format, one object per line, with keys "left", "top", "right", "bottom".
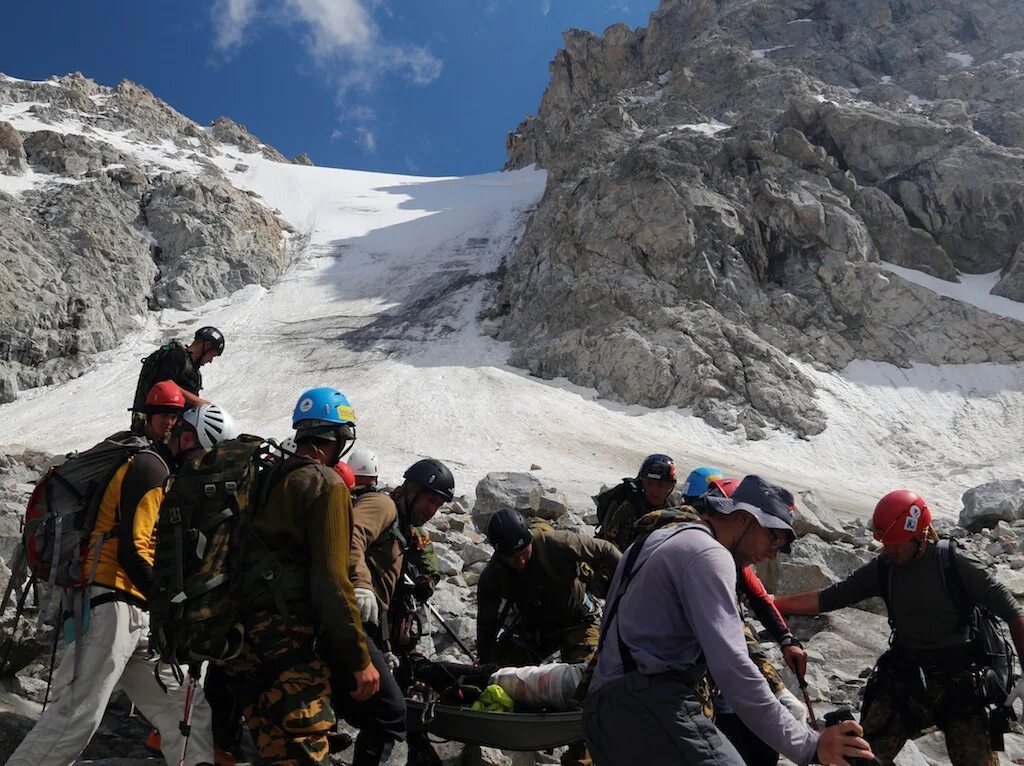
{"left": 638, "top": 453, "right": 676, "bottom": 482}
{"left": 292, "top": 387, "right": 356, "bottom": 443}
{"left": 684, "top": 466, "right": 725, "bottom": 498}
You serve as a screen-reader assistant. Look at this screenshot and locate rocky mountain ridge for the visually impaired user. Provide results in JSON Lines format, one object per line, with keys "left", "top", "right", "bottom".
{"left": 494, "top": 0, "right": 1024, "bottom": 438}
{"left": 0, "top": 72, "right": 309, "bottom": 403}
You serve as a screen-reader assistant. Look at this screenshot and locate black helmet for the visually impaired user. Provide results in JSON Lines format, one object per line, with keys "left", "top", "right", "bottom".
{"left": 638, "top": 453, "right": 677, "bottom": 483}
{"left": 403, "top": 458, "right": 455, "bottom": 502}
{"left": 487, "top": 508, "right": 532, "bottom": 556}
{"left": 194, "top": 326, "right": 225, "bottom": 354}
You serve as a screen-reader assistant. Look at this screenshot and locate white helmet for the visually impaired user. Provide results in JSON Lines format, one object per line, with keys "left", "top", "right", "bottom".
{"left": 345, "top": 447, "right": 379, "bottom": 478}
{"left": 279, "top": 436, "right": 297, "bottom": 455}
{"left": 182, "top": 404, "right": 240, "bottom": 448}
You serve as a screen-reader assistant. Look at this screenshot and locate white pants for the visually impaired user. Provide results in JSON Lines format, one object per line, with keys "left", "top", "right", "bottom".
{"left": 6, "top": 594, "right": 213, "bottom": 766}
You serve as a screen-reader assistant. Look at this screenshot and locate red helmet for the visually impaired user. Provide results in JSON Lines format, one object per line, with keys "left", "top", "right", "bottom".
{"left": 872, "top": 490, "right": 931, "bottom": 544}
{"left": 708, "top": 477, "right": 740, "bottom": 498}
{"left": 144, "top": 380, "right": 185, "bottom": 414}
{"left": 334, "top": 461, "right": 356, "bottom": 489}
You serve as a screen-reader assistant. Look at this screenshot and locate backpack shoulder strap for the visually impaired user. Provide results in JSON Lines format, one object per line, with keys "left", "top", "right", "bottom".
{"left": 936, "top": 538, "right": 973, "bottom": 624}
{"left": 599, "top": 523, "right": 713, "bottom": 667}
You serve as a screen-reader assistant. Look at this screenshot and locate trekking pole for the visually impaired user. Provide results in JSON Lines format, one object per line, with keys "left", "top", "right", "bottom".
{"left": 177, "top": 666, "right": 201, "bottom": 766}
{"left": 402, "top": 575, "right": 477, "bottom": 662}
{"left": 798, "top": 673, "right": 819, "bottom": 731}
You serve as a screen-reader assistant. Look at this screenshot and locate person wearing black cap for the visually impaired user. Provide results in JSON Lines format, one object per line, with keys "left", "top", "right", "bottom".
{"left": 477, "top": 508, "right": 621, "bottom": 667}
{"left": 596, "top": 453, "right": 681, "bottom": 552}
{"left": 129, "top": 326, "right": 225, "bottom": 433}
{"left": 584, "top": 475, "right": 875, "bottom": 766}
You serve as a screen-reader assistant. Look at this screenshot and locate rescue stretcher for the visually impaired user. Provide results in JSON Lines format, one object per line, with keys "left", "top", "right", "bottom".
{"left": 405, "top": 698, "right": 584, "bottom": 751}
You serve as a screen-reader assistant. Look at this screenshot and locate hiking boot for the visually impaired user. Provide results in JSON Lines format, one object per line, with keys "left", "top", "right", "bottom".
{"left": 145, "top": 728, "right": 162, "bottom": 754}
{"left": 406, "top": 731, "right": 442, "bottom": 766}
{"left": 327, "top": 729, "right": 354, "bottom": 754}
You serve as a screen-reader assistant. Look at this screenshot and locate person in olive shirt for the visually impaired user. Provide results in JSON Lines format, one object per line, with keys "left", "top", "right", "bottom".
{"left": 477, "top": 508, "right": 622, "bottom": 666}
{"left": 345, "top": 456, "right": 456, "bottom": 766}
{"left": 223, "top": 387, "right": 378, "bottom": 766}
{"left": 775, "top": 489, "right": 1024, "bottom": 766}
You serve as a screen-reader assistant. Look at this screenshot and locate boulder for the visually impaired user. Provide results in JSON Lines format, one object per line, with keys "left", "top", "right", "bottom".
{"left": 794, "top": 490, "right": 856, "bottom": 544}
{"left": 959, "top": 480, "right": 1024, "bottom": 531}
{"left": 759, "top": 534, "right": 878, "bottom": 610}
{"left": 472, "top": 472, "right": 544, "bottom": 532}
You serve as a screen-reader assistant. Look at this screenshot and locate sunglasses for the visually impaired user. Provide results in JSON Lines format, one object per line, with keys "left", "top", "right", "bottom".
{"left": 767, "top": 528, "right": 787, "bottom": 550}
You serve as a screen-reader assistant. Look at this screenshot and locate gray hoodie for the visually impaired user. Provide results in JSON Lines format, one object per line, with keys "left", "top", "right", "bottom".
{"left": 591, "top": 523, "right": 819, "bottom": 766}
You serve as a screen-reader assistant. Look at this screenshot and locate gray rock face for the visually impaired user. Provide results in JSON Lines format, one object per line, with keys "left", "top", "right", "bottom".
{"left": 0, "top": 121, "right": 26, "bottom": 174}
{"left": 0, "top": 73, "right": 301, "bottom": 397}
{"left": 497, "top": 0, "right": 1024, "bottom": 436}
{"left": 960, "top": 479, "right": 1024, "bottom": 531}
{"left": 143, "top": 173, "right": 289, "bottom": 308}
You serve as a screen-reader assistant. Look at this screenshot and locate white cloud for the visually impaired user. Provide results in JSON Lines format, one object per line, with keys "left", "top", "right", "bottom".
{"left": 210, "top": 0, "right": 442, "bottom": 156}
{"left": 211, "top": 0, "right": 443, "bottom": 93}
{"left": 541, "top": 0, "right": 550, "bottom": 17}
{"left": 283, "top": 0, "right": 375, "bottom": 58}
{"left": 212, "top": 0, "right": 258, "bottom": 51}
{"left": 355, "top": 126, "right": 377, "bottom": 152}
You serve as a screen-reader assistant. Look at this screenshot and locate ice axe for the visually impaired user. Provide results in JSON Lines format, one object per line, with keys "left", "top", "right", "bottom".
{"left": 798, "top": 673, "right": 819, "bottom": 731}
{"left": 403, "top": 574, "right": 477, "bottom": 662}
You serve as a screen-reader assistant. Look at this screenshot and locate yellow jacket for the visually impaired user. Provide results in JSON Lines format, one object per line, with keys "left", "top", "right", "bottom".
{"left": 86, "top": 445, "right": 173, "bottom": 601}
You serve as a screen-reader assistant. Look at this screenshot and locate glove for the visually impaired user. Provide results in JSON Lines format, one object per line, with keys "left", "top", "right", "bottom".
{"left": 776, "top": 687, "right": 808, "bottom": 723}
{"left": 1005, "top": 678, "right": 1024, "bottom": 709}
{"left": 412, "top": 574, "right": 435, "bottom": 603}
{"left": 384, "top": 651, "right": 401, "bottom": 671}
{"left": 354, "top": 588, "right": 379, "bottom": 626}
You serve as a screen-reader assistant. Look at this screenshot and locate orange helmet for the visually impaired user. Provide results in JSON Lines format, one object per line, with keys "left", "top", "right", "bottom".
{"left": 872, "top": 490, "right": 931, "bottom": 544}
{"left": 144, "top": 380, "right": 185, "bottom": 414}
{"left": 334, "top": 460, "right": 356, "bottom": 489}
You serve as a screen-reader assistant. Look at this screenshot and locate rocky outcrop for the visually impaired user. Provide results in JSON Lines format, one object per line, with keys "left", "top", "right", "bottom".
{"left": 497, "top": 0, "right": 1024, "bottom": 437}
{"left": 209, "top": 117, "right": 288, "bottom": 163}
{"left": 0, "top": 73, "right": 302, "bottom": 397}
{"left": 959, "top": 479, "right": 1024, "bottom": 531}
{"left": 143, "top": 173, "right": 290, "bottom": 308}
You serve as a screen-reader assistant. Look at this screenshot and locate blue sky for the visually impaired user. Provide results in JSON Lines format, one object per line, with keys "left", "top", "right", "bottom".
{"left": 1, "top": 1, "right": 659, "bottom": 176}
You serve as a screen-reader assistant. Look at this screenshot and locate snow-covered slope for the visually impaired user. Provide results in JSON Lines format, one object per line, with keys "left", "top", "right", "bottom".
{"left": 2, "top": 145, "right": 1023, "bottom": 518}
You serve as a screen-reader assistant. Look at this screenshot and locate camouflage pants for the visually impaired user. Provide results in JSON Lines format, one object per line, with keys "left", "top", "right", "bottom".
{"left": 860, "top": 656, "right": 996, "bottom": 766}
{"left": 223, "top": 612, "right": 336, "bottom": 765}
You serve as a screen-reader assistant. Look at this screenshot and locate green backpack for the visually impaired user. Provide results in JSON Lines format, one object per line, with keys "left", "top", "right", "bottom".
{"left": 149, "top": 435, "right": 306, "bottom": 666}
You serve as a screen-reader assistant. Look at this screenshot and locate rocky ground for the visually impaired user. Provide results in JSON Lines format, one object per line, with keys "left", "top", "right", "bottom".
{"left": 5, "top": 459, "right": 1024, "bottom": 764}
{"left": 495, "top": 0, "right": 1024, "bottom": 439}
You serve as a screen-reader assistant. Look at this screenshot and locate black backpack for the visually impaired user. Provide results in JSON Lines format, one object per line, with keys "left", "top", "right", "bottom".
{"left": 593, "top": 479, "right": 641, "bottom": 531}
{"left": 132, "top": 341, "right": 199, "bottom": 412}
{"left": 878, "top": 538, "right": 1018, "bottom": 706}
